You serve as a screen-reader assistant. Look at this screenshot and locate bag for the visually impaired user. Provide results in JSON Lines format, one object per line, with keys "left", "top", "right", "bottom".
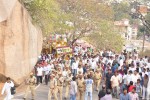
{"left": 11, "top": 87, "right": 16, "bottom": 95}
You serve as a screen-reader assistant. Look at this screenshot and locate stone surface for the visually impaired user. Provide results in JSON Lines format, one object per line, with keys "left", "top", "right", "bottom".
{"left": 0, "top": 0, "right": 43, "bottom": 84}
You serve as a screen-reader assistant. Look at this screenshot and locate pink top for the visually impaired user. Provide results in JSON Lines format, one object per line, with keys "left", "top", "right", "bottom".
{"left": 129, "top": 92, "right": 139, "bottom": 100}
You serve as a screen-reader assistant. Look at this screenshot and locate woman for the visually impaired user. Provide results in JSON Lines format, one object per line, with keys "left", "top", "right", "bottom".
{"left": 1, "top": 77, "right": 14, "bottom": 100}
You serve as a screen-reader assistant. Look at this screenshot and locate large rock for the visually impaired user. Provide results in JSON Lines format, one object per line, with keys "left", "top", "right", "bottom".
{"left": 0, "top": 0, "right": 43, "bottom": 84}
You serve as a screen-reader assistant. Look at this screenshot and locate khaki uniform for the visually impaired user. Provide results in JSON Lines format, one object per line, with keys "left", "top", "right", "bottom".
{"left": 77, "top": 78, "right": 84, "bottom": 100}
{"left": 94, "top": 72, "right": 102, "bottom": 91}
{"left": 65, "top": 75, "right": 72, "bottom": 98}
{"left": 48, "top": 78, "right": 58, "bottom": 100}
{"left": 24, "top": 76, "right": 36, "bottom": 99}
{"left": 57, "top": 76, "right": 64, "bottom": 100}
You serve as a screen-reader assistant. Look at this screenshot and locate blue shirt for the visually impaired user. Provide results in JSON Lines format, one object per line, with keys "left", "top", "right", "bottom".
{"left": 120, "top": 93, "right": 131, "bottom": 100}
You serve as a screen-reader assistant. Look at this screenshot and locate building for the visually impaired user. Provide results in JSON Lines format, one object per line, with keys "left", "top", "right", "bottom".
{"left": 114, "top": 19, "right": 138, "bottom": 40}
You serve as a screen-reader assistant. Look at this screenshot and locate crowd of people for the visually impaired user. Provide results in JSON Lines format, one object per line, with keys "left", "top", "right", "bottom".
{"left": 1, "top": 44, "right": 150, "bottom": 100}
{"left": 31, "top": 45, "right": 150, "bottom": 100}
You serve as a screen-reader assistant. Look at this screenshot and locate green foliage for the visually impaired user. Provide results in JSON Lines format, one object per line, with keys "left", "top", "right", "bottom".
{"left": 21, "top": 0, "right": 72, "bottom": 36}
{"left": 86, "top": 20, "right": 124, "bottom": 53}
{"left": 112, "top": 2, "right": 131, "bottom": 21}
{"left": 21, "top": 0, "right": 124, "bottom": 51}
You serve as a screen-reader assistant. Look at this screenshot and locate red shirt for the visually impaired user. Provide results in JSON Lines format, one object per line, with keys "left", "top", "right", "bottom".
{"left": 128, "top": 85, "right": 135, "bottom": 92}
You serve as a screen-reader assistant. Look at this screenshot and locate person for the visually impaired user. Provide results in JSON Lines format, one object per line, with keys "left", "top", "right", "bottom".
{"left": 142, "top": 74, "right": 149, "bottom": 100}
{"left": 120, "top": 88, "right": 131, "bottom": 100}
{"left": 77, "top": 73, "right": 84, "bottom": 100}
{"left": 135, "top": 79, "right": 142, "bottom": 98}
{"left": 98, "top": 85, "right": 106, "bottom": 100}
{"left": 48, "top": 74, "right": 58, "bottom": 100}
{"left": 64, "top": 72, "right": 72, "bottom": 99}
{"left": 110, "top": 71, "right": 120, "bottom": 99}
{"left": 84, "top": 75, "right": 94, "bottom": 100}
{"left": 129, "top": 87, "right": 139, "bottom": 100}
{"left": 1, "top": 77, "right": 14, "bottom": 100}
{"left": 101, "top": 89, "right": 112, "bottom": 100}
{"left": 57, "top": 72, "right": 64, "bottom": 100}
{"left": 43, "top": 63, "right": 50, "bottom": 85}
{"left": 128, "top": 81, "right": 135, "bottom": 92}
{"left": 36, "top": 64, "right": 43, "bottom": 84}
{"left": 105, "top": 69, "right": 113, "bottom": 90}
{"left": 70, "top": 77, "right": 77, "bottom": 100}
{"left": 94, "top": 69, "right": 102, "bottom": 91}
{"left": 23, "top": 73, "right": 36, "bottom": 100}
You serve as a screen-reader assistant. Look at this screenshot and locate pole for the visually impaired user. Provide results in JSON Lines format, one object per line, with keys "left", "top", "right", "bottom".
{"left": 142, "top": 28, "right": 145, "bottom": 53}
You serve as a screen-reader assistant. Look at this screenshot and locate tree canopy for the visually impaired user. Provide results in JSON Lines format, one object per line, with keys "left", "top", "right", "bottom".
{"left": 21, "top": 0, "right": 124, "bottom": 52}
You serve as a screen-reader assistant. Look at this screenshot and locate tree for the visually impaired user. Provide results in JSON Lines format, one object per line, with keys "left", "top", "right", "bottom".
{"left": 86, "top": 20, "right": 124, "bottom": 52}
{"left": 20, "top": 0, "right": 72, "bottom": 36}
{"left": 111, "top": 2, "right": 132, "bottom": 21}
{"left": 57, "top": 0, "right": 115, "bottom": 45}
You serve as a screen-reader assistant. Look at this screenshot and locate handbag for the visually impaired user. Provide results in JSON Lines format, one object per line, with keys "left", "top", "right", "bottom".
{"left": 11, "top": 86, "right": 16, "bottom": 95}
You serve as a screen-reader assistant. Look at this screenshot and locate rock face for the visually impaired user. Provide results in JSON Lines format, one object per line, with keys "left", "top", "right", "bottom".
{"left": 0, "top": 0, "right": 43, "bottom": 84}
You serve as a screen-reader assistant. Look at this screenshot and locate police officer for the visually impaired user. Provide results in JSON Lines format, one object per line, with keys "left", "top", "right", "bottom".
{"left": 48, "top": 74, "right": 58, "bottom": 100}
{"left": 57, "top": 72, "right": 64, "bottom": 100}
{"left": 24, "top": 73, "right": 36, "bottom": 100}
{"left": 77, "top": 72, "right": 84, "bottom": 100}
{"left": 64, "top": 72, "right": 72, "bottom": 99}
{"left": 94, "top": 69, "right": 102, "bottom": 91}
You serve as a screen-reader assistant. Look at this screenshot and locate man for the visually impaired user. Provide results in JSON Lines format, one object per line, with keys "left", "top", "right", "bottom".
{"left": 71, "top": 60, "right": 79, "bottom": 76}
{"left": 24, "top": 73, "right": 36, "bottom": 100}
{"left": 77, "top": 65, "right": 83, "bottom": 75}
{"left": 70, "top": 77, "right": 78, "bottom": 100}
{"left": 129, "top": 87, "right": 139, "bottom": 100}
{"left": 36, "top": 64, "right": 43, "bottom": 84}
{"left": 110, "top": 71, "right": 120, "bottom": 99}
{"left": 105, "top": 69, "right": 113, "bottom": 90}
{"left": 132, "top": 70, "right": 141, "bottom": 85}
{"left": 57, "top": 72, "right": 64, "bottom": 100}
{"left": 98, "top": 85, "right": 106, "bottom": 100}
{"left": 1, "top": 77, "right": 14, "bottom": 100}
{"left": 84, "top": 75, "right": 94, "bottom": 100}
{"left": 120, "top": 88, "right": 131, "bottom": 100}
{"left": 77, "top": 73, "right": 84, "bottom": 100}
{"left": 43, "top": 63, "right": 50, "bottom": 85}
{"left": 90, "top": 59, "right": 97, "bottom": 72}
{"left": 64, "top": 72, "right": 72, "bottom": 99}
{"left": 94, "top": 69, "right": 102, "bottom": 91}
{"left": 48, "top": 74, "right": 58, "bottom": 100}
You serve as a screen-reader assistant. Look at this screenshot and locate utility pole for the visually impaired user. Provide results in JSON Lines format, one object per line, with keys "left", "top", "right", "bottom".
{"left": 142, "top": 28, "right": 145, "bottom": 52}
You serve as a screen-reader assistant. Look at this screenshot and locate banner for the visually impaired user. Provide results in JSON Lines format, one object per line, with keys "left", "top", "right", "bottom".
{"left": 56, "top": 47, "right": 72, "bottom": 54}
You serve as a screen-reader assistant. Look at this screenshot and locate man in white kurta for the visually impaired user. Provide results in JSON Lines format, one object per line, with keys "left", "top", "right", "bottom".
{"left": 1, "top": 77, "right": 14, "bottom": 100}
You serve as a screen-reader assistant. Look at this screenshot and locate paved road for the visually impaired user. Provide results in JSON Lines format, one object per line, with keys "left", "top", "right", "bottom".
{"left": 13, "top": 83, "right": 118, "bottom": 100}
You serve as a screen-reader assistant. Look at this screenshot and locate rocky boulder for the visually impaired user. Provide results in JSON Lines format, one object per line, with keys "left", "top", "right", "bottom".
{"left": 0, "top": 0, "right": 43, "bottom": 84}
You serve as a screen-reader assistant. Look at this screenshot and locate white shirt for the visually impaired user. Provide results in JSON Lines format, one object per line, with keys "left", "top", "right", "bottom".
{"left": 127, "top": 74, "right": 133, "bottom": 85}
{"left": 85, "top": 79, "right": 93, "bottom": 92}
{"left": 77, "top": 68, "right": 83, "bottom": 74}
{"left": 37, "top": 67, "right": 43, "bottom": 76}
{"left": 72, "top": 62, "right": 78, "bottom": 69}
{"left": 90, "top": 61, "right": 97, "bottom": 70}
{"left": 1, "top": 81, "right": 14, "bottom": 100}
{"left": 123, "top": 74, "right": 128, "bottom": 84}
{"left": 43, "top": 66, "right": 50, "bottom": 75}
{"left": 132, "top": 74, "right": 141, "bottom": 85}
{"left": 70, "top": 81, "right": 77, "bottom": 95}
{"left": 110, "top": 75, "right": 120, "bottom": 87}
